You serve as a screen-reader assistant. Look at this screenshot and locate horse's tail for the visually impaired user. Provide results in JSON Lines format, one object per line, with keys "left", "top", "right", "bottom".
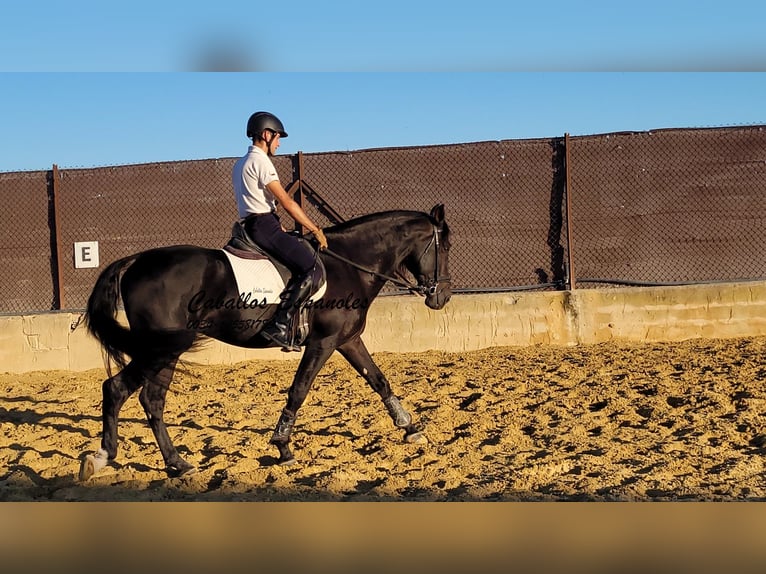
{"left": 85, "top": 254, "right": 138, "bottom": 377}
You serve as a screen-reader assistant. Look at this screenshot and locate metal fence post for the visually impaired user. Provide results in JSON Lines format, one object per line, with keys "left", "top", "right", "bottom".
{"left": 564, "top": 133, "right": 577, "bottom": 290}
{"left": 50, "top": 164, "right": 65, "bottom": 309}
{"left": 285, "top": 152, "right": 306, "bottom": 234}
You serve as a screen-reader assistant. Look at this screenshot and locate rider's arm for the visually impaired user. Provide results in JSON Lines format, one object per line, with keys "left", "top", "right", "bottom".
{"left": 266, "top": 180, "right": 320, "bottom": 233}
{"left": 266, "top": 180, "right": 328, "bottom": 250}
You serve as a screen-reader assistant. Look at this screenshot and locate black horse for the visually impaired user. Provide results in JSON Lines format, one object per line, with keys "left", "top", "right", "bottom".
{"left": 79, "top": 204, "right": 451, "bottom": 480}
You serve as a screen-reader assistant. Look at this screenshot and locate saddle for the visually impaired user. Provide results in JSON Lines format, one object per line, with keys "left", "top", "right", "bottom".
{"left": 223, "top": 221, "right": 326, "bottom": 348}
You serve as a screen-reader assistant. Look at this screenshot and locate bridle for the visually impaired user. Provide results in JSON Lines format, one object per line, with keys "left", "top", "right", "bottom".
{"left": 321, "top": 225, "right": 451, "bottom": 297}
{"left": 415, "top": 225, "right": 451, "bottom": 296}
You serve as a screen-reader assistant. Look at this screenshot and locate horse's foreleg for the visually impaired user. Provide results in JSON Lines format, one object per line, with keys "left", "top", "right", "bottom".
{"left": 79, "top": 364, "right": 143, "bottom": 481}
{"left": 270, "top": 344, "right": 335, "bottom": 465}
{"left": 138, "top": 361, "right": 196, "bottom": 477}
{"left": 338, "top": 337, "right": 426, "bottom": 444}
{"left": 270, "top": 407, "right": 298, "bottom": 465}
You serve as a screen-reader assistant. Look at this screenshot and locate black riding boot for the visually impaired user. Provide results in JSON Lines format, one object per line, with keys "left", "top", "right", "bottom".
{"left": 260, "top": 271, "right": 313, "bottom": 352}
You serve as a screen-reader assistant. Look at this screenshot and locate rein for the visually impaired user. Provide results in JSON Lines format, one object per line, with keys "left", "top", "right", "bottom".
{"left": 321, "top": 248, "right": 426, "bottom": 295}
{"left": 320, "top": 225, "right": 449, "bottom": 297}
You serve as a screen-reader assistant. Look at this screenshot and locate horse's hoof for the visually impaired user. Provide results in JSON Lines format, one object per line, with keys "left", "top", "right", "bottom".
{"left": 168, "top": 464, "right": 197, "bottom": 478}
{"left": 405, "top": 431, "right": 428, "bottom": 445}
{"left": 279, "top": 456, "right": 297, "bottom": 466}
{"left": 178, "top": 466, "right": 198, "bottom": 477}
{"left": 78, "top": 455, "right": 96, "bottom": 481}
{"left": 79, "top": 450, "right": 109, "bottom": 481}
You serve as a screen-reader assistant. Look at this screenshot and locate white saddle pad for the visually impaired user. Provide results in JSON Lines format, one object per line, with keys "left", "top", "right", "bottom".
{"left": 222, "top": 249, "right": 326, "bottom": 306}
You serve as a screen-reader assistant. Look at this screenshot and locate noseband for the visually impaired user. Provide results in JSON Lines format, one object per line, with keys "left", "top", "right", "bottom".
{"left": 322, "top": 225, "right": 451, "bottom": 297}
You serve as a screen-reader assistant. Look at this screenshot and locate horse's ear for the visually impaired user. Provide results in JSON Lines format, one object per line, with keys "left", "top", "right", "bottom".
{"left": 430, "top": 204, "right": 445, "bottom": 224}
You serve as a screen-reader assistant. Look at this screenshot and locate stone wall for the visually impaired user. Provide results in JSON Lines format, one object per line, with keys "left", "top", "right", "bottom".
{"left": 2, "top": 282, "right": 765, "bottom": 374}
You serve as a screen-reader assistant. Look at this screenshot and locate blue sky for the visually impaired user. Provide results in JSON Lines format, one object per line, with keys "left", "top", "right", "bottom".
{"left": 1, "top": 2, "right": 765, "bottom": 172}
{"left": 1, "top": 73, "right": 765, "bottom": 173}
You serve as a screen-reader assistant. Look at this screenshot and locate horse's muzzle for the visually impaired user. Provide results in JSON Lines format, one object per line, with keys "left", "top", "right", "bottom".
{"left": 425, "top": 285, "right": 451, "bottom": 310}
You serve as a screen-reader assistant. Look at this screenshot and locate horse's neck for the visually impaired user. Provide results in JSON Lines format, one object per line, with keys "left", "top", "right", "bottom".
{"left": 327, "top": 214, "right": 422, "bottom": 273}
{"left": 327, "top": 231, "right": 402, "bottom": 273}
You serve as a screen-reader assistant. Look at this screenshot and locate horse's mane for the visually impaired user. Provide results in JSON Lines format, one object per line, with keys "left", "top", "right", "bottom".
{"left": 324, "top": 210, "right": 432, "bottom": 237}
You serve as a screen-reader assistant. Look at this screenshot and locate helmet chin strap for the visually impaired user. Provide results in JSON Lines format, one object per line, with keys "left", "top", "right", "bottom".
{"left": 264, "top": 131, "right": 277, "bottom": 156}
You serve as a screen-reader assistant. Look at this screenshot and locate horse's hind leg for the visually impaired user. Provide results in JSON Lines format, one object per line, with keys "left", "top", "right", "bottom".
{"left": 79, "top": 362, "right": 143, "bottom": 481}
{"left": 337, "top": 337, "right": 427, "bottom": 444}
{"left": 138, "top": 358, "right": 196, "bottom": 477}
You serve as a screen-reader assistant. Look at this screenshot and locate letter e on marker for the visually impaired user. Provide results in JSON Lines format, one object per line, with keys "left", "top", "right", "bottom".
{"left": 74, "top": 241, "right": 100, "bottom": 269}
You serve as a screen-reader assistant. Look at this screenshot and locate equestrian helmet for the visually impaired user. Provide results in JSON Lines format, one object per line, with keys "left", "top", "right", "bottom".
{"left": 246, "top": 111, "right": 288, "bottom": 139}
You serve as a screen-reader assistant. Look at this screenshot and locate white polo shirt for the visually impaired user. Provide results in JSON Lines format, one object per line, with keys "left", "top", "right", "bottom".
{"left": 232, "top": 145, "right": 279, "bottom": 218}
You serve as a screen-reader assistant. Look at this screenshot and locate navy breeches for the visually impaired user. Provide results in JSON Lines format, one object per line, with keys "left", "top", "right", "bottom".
{"left": 244, "top": 212, "right": 316, "bottom": 275}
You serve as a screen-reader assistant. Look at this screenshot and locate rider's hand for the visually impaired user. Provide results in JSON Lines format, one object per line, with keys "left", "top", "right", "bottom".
{"left": 312, "top": 228, "right": 328, "bottom": 250}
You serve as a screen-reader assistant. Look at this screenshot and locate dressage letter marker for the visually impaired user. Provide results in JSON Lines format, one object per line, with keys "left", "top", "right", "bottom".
{"left": 74, "top": 241, "right": 100, "bottom": 268}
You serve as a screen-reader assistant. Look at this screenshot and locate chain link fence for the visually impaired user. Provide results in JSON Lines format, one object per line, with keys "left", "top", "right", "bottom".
{"left": 569, "top": 127, "right": 766, "bottom": 286}
{"left": 1, "top": 125, "right": 765, "bottom": 314}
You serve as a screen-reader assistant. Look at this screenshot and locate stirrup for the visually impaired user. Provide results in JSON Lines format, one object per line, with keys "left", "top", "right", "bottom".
{"left": 261, "top": 323, "right": 301, "bottom": 352}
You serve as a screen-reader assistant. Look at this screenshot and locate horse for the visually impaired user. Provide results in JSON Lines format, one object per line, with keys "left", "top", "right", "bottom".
{"left": 78, "top": 204, "right": 452, "bottom": 480}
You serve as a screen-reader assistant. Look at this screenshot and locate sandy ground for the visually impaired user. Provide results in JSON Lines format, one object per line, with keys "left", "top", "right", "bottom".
{"left": 2, "top": 336, "right": 766, "bottom": 501}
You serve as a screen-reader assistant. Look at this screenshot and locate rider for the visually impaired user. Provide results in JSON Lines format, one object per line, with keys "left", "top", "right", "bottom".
{"left": 232, "top": 111, "right": 328, "bottom": 350}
